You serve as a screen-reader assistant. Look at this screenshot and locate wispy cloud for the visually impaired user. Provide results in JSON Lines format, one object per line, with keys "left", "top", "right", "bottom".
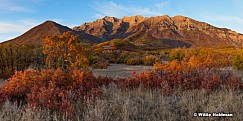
{"left": 0, "top": 0, "right": 47, "bottom": 13}
{"left": 0, "top": 20, "right": 40, "bottom": 42}
{"left": 154, "top": 1, "right": 169, "bottom": 11}
{"left": 0, "top": 0, "right": 31, "bottom": 12}
{"left": 0, "top": 33, "right": 20, "bottom": 42}
{"left": 203, "top": 14, "right": 243, "bottom": 24}
{"left": 0, "top": 22, "right": 28, "bottom": 33}
{"left": 154, "top": 0, "right": 185, "bottom": 16}
{"left": 92, "top": 1, "right": 163, "bottom": 18}
{"left": 0, "top": 20, "right": 39, "bottom": 33}
{"left": 201, "top": 13, "right": 243, "bottom": 33}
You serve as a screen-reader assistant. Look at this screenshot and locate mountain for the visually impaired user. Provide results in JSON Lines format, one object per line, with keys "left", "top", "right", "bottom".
{"left": 2, "top": 15, "right": 243, "bottom": 49}
{"left": 2, "top": 21, "right": 103, "bottom": 45}
{"left": 74, "top": 15, "right": 243, "bottom": 48}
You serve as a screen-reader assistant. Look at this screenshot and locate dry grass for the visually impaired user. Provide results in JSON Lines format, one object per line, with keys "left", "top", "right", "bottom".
{"left": 0, "top": 79, "right": 4, "bottom": 87}
{"left": 0, "top": 84, "right": 242, "bottom": 121}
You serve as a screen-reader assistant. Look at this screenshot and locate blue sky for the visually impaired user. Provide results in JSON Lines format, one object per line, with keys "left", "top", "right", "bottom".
{"left": 0, "top": 0, "right": 243, "bottom": 42}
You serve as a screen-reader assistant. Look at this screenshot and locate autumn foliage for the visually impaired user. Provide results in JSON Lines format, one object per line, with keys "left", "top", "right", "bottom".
{"left": 0, "top": 69, "right": 104, "bottom": 117}
{"left": 1, "top": 36, "right": 243, "bottom": 119}
{"left": 0, "top": 64, "right": 242, "bottom": 119}
{"left": 0, "top": 44, "right": 45, "bottom": 78}
{"left": 43, "top": 31, "right": 89, "bottom": 71}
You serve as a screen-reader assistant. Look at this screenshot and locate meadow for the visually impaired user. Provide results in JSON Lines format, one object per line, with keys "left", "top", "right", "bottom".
{"left": 1, "top": 86, "right": 242, "bottom": 121}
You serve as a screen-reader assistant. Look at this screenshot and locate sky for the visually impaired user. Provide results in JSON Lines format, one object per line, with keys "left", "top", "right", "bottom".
{"left": 0, "top": 0, "right": 243, "bottom": 42}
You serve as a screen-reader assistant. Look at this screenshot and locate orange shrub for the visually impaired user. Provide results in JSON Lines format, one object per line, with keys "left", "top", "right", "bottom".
{"left": 0, "top": 69, "right": 105, "bottom": 118}
{"left": 0, "top": 66, "right": 242, "bottom": 118}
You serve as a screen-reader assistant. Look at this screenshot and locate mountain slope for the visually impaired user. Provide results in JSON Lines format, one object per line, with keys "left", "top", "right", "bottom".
{"left": 74, "top": 15, "right": 243, "bottom": 48}
{"left": 2, "top": 21, "right": 103, "bottom": 45}
{"left": 2, "top": 15, "right": 243, "bottom": 48}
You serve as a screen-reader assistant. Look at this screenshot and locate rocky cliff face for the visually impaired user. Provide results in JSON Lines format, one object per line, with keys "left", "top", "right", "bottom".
{"left": 74, "top": 15, "right": 243, "bottom": 47}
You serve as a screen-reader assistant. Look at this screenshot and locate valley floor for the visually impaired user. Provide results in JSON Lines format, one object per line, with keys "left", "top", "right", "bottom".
{"left": 92, "top": 63, "right": 154, "bottom": 79}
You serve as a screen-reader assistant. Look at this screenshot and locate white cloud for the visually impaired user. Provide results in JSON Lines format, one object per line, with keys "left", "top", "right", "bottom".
{"left": 203, "top": 15, "right": 243, "bottom": 23}
{"left": 154, "top": 1, "right": 169, "bottom": 9}
{"left": 0, "top": 20, "right": 40, "bottom": 42}
{"left": 0, "top": 0, "right": 31, "bottom": 12}
{"left": 0, "top": 22, "right": 28, "bottom": 33}
{"left": 201, "top": 14, "right": 243, "bottom": 33}
{"left": 0, "top": 20, "right": 39, "bottom": 33}
{"left": 92, "top": 1, "right": 163, "bottom": 18}
{"left": 0, "top": 33, "right": 19, "bottom": 42}
{"left": 0, "top": 0, "right": 47, "bottom": 13}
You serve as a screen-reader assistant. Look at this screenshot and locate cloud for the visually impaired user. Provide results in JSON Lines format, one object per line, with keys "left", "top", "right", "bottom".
{"left": 0, "top": 20, "right": 40, "bottom": 42}
{"left": 92, "top": 1, "right": 163, "bottom": 18}
{"left": 0, "top": 0, "right": 47, "bottom": 13}
{"left": 201, "top": 14, "right": 243, "bottom": 33}
{"left": 0, "top": 22, "right": 27, "bottom": 33}
{"left": 154, "top": 1, "right": 169, "bottom": 9}
{"left": 0, "top": 33, "right": 20, "bottom": 42}
{"left": 0, "top": 0, "right": 31, "bottom": 12}
{"left": 203, "top": 14, "right": 243, "bottom": 23}
{"left": 0, "top": 20, "right": 39, "bottom": 33}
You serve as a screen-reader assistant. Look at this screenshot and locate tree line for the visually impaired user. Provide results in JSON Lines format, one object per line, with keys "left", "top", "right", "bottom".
{"left": 0, "top": 31, "right": 91, "bottom": 78}
{"left": 0, "top": 44, "right": 45, "bottom": 78}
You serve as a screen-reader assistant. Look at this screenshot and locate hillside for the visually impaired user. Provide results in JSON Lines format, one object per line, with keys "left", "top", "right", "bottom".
{"left": 2, "top": 21, "right": 103, "bottom": 45}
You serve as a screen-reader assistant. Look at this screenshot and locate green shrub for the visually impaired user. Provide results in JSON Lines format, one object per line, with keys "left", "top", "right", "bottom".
{"left": 112, "top": 40, "right": 134, "bottom": 47}
{"left": 126, "top": 58, "right": 141, "bottom": 65}
{"left": 142, "top": 55, "right": 159, "bottom": 66}
{"left": 169, "top": 49, "right": 185, "bottom": 61}
{"left": 115, "top": 58, "right": 125, "bottom": 64}
{"left": 232, "top": 55, "right": 243, "bottom": 70}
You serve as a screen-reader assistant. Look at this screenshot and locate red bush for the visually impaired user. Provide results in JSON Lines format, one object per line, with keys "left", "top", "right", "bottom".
{"left": 0, "top": 69, "right": 105, "bottom": 118}
{"left": 128, "top": 67, "right": 243, "bottom": 94}
{"left": 0, "top": 67, "right": 242, "bottom": 118}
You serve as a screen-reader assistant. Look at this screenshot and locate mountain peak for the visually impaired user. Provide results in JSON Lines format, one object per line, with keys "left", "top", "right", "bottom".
{"left": 3, "top": 20, "right": 102, "bottom": 45}
{"left": 43, "top": 20, "right": 55, "bottom": 23}
{"left": 3, "top": 15, "right": 243, "bottom": 48}
{"left": 102, "top": 16, "right": 118, "bottom": 22}
{"left": 121, "top": 15, "right": 145, "bottom": 23}
{"left": 41, "top": 20, "right": 59, "bottom": 26}
{"left": 75, "top": 15, "right": 243, "bottom": 48}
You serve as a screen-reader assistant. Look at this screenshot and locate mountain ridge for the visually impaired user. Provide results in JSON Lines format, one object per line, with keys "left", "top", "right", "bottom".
{"left": 73, "top": 15, "right": 243, "bottom": 48}
{"left": 2, "top": 15, "right": 243, "bottom": 48}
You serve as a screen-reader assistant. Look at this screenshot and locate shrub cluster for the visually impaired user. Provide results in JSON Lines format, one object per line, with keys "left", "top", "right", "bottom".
{"left": 0, "top": 66, "right": 242, "bottom": 119}
{"left": 232, "top": 54, "right": 243, "bottom": 70}
{"left": 0, "top": 69, "right": 103, "bottom": 118}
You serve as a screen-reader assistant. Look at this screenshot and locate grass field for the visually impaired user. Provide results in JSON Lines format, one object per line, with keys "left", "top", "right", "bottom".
{"left": 0, "top": 86, "right": 242, "bottom": 121}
